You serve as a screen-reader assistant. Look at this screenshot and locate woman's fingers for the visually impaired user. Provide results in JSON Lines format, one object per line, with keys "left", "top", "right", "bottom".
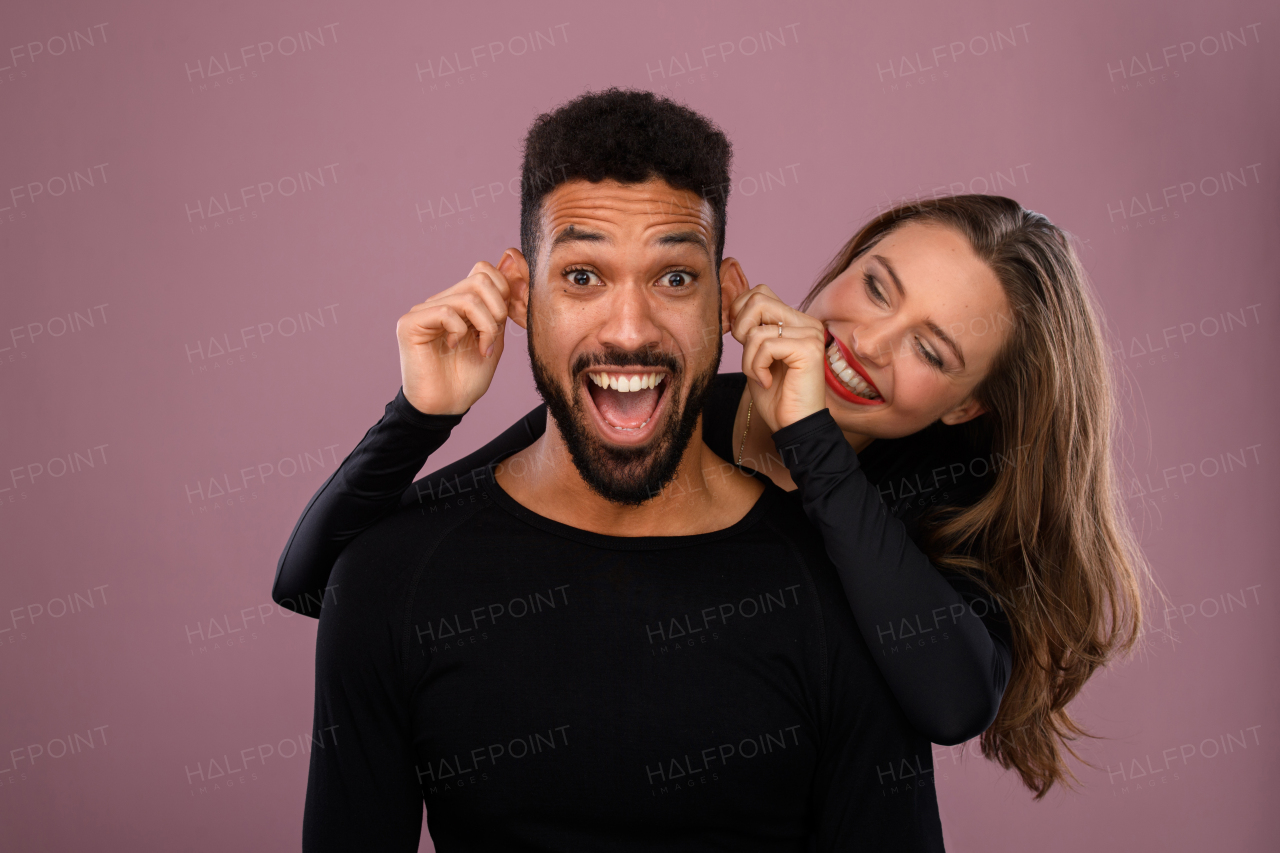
{"left": 459, "top": 271, "right": 510, "bottom": 326}
{"left": 743, "top": 325, "right": 829, "bottom": 431}
{"left": 741, "top": 322, "right": 825, "bottom": 388}
{"left": 729, "top": 282, "right": 780, "bottom": 317}
{"left": 403, "top": 293, "right": 499, "bottom": 354}
{"left": 729, "top": 286, "right": 780, "bottom": 336}
{"left": 729, "top": 284, "right": 784, "bottom": 333}
{"left": 730, "top": 285, "right": 824, "bottom": 344}
{"left": 404, "top": 272, "right": 510, "bottom": 355}
{"left": 441, "top": 291, "right": 502, "bottom": 354}
{"left": 407, "top": 304, "right": 470, "bottom": 349}
{"left": 405, "top": 262, "right": 513, "bottom": 350}
{"left": 469, "top": 261, "right": 512, "bottom": 302}
{"left": 453, "top": 275, "right": 508, "bottom": 355}
{"left": 467, "top": 264, "right": 516, "bottom": 337}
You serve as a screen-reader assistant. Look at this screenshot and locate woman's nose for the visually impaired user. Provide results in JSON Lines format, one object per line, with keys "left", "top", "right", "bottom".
{"left": 851, "top": 324, "right": 894, "bottom": 367}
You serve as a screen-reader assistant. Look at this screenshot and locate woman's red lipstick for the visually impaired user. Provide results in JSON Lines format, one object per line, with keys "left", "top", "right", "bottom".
{"left": 823, "top": 332, "right": 885, "bottom": 405}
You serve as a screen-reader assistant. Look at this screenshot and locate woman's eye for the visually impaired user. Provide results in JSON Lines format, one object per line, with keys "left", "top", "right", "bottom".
{"left": 568, "top": 270, "right": 598, "bottom": 286}
{"left": 864, "top": 272, "right": 887, "bottom": 305}
{"left": 917, "top": 339, "right": 945, "bottom": 369}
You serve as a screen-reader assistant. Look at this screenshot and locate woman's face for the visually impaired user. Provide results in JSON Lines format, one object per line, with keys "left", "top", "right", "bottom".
{"left": 807, "top": 221, "right": 1012, "bottom": 440}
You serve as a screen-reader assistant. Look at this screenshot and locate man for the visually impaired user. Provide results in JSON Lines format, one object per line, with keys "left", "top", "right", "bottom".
{"left": 302, "top": 90, "right": 943, "bottom": 851}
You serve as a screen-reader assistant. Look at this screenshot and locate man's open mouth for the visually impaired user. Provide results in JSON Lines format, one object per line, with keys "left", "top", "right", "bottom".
{"left": 583, "top": 369, "right": 672, "bottom": 445}
{"left": 824, "top": 332, "right": 884, "bottom": 404}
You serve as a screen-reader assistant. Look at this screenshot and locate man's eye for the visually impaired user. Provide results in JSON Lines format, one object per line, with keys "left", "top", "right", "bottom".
{"left": 568, "top": 270, "right": 599, "bottom": 286}
{"left": 663, "top": 272, "right": 691, "bottom": 287}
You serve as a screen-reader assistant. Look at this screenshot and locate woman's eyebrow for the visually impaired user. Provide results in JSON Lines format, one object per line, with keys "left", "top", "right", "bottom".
{"left": 872, "top": 254, "right": 905, "bottom": 297}
{"left": 926, "top": 322, "right": 966, "bottom": 368}
{"left": 873, "top": 253, "right": 967, "bottom": 368}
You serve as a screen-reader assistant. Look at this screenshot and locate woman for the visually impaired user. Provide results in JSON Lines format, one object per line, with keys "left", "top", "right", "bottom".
{"left": 274, "top": 195, "right": 1145, "bottom": 797}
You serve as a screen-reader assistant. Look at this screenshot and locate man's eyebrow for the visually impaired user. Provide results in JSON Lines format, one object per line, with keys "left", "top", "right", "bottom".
{"left": 550, "top": 225, "right": 608, "bottom": 251}
{"left": 656, "top": 230, "right": 709, "bottom": 254}
{"left": 927, "top": 322, "right": 966, "bottom": 369}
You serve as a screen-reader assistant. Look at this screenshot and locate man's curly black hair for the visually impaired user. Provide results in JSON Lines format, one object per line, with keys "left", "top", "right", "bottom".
{"left": 519, "top": 89, "right": 732, "bottom": 282}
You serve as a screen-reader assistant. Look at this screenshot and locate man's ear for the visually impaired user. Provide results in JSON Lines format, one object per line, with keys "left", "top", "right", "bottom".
{"left": 497, "top": 248, "right": 530, "bottom": 330}
{"left": 939, "top": 396, "right": 987, "bottom": 426}
{"left": 718, "top": 257, "right": 749, "bottom": 332}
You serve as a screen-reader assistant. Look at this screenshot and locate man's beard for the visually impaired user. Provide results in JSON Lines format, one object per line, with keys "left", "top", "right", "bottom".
{"left": 529, "top": 329, "right": 721, "bottom": 507}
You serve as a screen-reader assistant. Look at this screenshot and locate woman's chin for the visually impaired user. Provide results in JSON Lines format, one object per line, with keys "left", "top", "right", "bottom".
{"left": 825, "top": 403, "right": 931, "bottom": 445}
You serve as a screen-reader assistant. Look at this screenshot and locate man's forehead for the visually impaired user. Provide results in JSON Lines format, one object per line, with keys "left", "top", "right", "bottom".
{"left": 541, "top": 178, "right": 715, "bottom": 247}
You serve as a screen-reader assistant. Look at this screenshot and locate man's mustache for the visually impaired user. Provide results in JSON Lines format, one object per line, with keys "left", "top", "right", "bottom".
{"left": 570, "top": 348, "right": 681, "bottom": 380}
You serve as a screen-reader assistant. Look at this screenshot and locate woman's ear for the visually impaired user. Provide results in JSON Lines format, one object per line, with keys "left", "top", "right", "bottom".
{"left": 718, "top": 257, "right": 749, "bottom": 332}
{"left": 497, "top": 248, "right": 530, "bottom": 330}
{"left": 939, "top": 396, "right": 987, "bottom": 426}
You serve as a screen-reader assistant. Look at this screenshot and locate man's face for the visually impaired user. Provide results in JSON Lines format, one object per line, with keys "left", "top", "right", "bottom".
{"left": 527, "top": 178, "right": 723, "bottom": 505}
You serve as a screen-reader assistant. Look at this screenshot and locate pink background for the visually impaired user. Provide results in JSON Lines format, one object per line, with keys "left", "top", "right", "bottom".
{"left": 2, "top": 1, "right": 1276, "bottom": 850}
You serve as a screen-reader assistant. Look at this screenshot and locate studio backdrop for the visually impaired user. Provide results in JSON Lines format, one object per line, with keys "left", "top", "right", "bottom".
{"left": 1, "top": 1, "right": 1276, "bottom": 850}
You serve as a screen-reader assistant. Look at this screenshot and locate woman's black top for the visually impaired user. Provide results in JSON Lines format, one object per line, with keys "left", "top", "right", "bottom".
{"left": 275, "top": 372, "right": 1012, "bottom": 744}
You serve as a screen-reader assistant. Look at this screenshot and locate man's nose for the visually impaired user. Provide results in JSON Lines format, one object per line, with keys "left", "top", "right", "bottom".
{"left": 595, "top": 282, "right": 663, "bottom": 354}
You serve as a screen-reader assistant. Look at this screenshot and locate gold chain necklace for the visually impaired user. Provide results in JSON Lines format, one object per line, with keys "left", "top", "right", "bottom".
{"left": 736, "top": 399, "right": 753, "bottom": 466}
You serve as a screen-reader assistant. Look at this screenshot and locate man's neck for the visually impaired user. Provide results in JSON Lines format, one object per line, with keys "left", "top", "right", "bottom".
{"left": 495, "top": 416, "right": 765, "bottom": 537}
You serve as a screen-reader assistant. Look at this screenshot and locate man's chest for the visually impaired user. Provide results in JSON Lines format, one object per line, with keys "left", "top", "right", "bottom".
{"left": 405, "top": 542, "right": 825, "bottom": 834}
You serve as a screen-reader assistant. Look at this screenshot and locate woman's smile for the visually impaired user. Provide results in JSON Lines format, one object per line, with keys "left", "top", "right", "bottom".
{"left": 823, "top": 331, "right": 885, "bottom": 405}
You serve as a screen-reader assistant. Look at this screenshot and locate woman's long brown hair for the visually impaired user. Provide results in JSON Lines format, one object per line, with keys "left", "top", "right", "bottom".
{"left": 800, "top": 195, "right": 1148, "bottom": 798}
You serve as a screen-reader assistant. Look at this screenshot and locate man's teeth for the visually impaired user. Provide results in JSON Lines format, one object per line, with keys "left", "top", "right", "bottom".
{"left": 588, "top": 372, "right": 665, "bottom": 392}
{"left": 826, "top": 342, "right": 882, "bottom": 400}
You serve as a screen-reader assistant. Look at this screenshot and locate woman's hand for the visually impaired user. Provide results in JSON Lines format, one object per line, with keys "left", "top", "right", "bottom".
{"left": 729, "top": 284, "right": 827, "bottom": 432}
{"left": 397, "top": 261, "right": 513, "bottom": 415}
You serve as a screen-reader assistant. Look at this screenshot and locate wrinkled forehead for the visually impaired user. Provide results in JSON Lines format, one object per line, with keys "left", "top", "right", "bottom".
{"left": 538, "top": 178, "right": 715, "bottom": 257}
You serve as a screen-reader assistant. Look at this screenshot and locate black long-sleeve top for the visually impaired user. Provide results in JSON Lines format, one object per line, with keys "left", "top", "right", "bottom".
{"left": 305, "top": 470, "right": 945, "bottom": 851}
{"left": 275, "top": 373, "right": 1012, "bottom": 745}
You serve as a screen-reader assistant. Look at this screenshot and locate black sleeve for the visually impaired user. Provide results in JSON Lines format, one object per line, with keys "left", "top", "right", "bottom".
{"left": 773, "top": 410, "right": 1011, "bottom": 745}
{"left": 302, "top": 514, "right": 433, "bottom": 852}
{"left": 807, "top": 596, "right": 945, "bottom": 853}
{"left": 272, "top": 390, "right": 545, "bottom": 614}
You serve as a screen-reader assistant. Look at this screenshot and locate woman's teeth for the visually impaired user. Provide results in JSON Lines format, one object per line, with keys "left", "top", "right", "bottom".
{"left": 587, "top": 372, "right": 665, "bottom": 392}
{"left": 826, "top": 342, "right": 882, "bottom": 400}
